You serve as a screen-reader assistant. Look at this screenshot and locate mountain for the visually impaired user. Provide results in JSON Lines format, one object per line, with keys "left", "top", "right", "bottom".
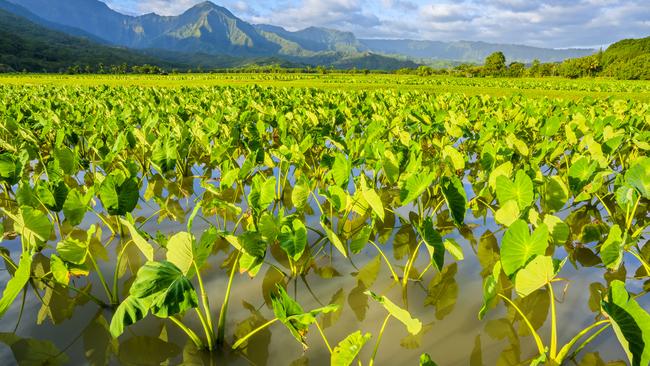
{"left": 0, "top": 3, "right": 168, "bottom": 72}
{"left": 7, "top": 0, "right": 593, "bottom": 64}
{"left": 360, "top": 39, "right": 596, "bottom": 63}
{"left": 600, "top": 36, "right": 650, "bottom": 79}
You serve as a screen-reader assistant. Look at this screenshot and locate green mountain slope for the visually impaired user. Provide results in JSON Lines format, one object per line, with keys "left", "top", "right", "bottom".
{"left": 0, "top": 7, "right": 166, "bottom": 72}
{"left": 601, "top": 36, "right": 650, "bottom": 79}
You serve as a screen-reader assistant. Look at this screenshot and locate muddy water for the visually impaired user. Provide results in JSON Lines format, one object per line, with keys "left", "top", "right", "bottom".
{"left": 0, "top": 171, "right": 645, "bottom": 365}
{"left": 1, "top": 208, "right": 642, "bottom": 366}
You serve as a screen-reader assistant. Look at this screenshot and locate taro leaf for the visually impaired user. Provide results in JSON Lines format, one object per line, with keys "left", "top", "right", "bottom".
{"left": 109, "top": 296, "right": 149, "bottom": 338}
{"left": 350, "top": 225, "right": 372, "bottom": 255}
{"left": 53, "top": 147, "right": 76, "bottom": 175}
{"left": 420, "top": 217, "right": 444, "bottom": 271}
{"left": 166, "top": 232, "right": 197, "bottom": 277}
{"left": 496, "top": 170, "right": 534, "bottom": 210}
{"left": 500, "top": 220, "right": 549, "bottom": 276}
{"left": 129, "top": 261, "right": 199, "bottom": 318}
{"left": 258, "top": 212, "right": 281, "bottom": 242}
{"left": 360, "top": 176, "right": 385, "bottom": 221}
{"left": 568, "top": 156, "right": 598, "bottom": 194}
{"left": 400, "top": 171, "right": 435, "bottom": 206}
{"left": 279, "top": 219, "right": 308, "bottom": 261}
{"left": 330, "top": 153, "right": 352, "bottom": 188}
{"left": 601, "top": 280, "right": 650, "bottom": 366}
{"left": 56, "top": 237, "right": 88, "bottom": 264}
{"left": 321, "top": 221, "right": 348, "bottom": 258}
{"left": 495, "top": 200, "right": 520, "bottom": 227}
{"left": 542, "top": 176, "right": 569, "bottom": 212}
{"left": 443, "top": 145, "right": 465, "bottom": 171}
{"left": 49, "top": 254, "right": 69, "bottom": 285}
{"left": 331, "top": 331, "right": 371, "bottom": 366}
{"left": 0, "top": 253, "right": 32, "bottom": 318}
{"left": 625, "top": 157, "right": 650, "bottom": 198}
{"left": 479, "top": 261, "right": 501, "bottom": 320}
{"left": 291, "top": 179, "right": 310, "bottom": 210}
{"left": 616, "top": 184, "right": 639, "bottom": 212}
{"left": 441, "top": 176, "right": 467, "bottom": 226}
{"left": 119, "top": 218, "right": 155, "bottom": 262}
{"left": 248, "top": 175, "right": 276, "bottom": 212}
{"left": 0, "top": 332, "right": 69, "bottom": 366}
{"left": 0, "top": 151, "right": 26, "bottom": 185}
{"left": 444, "top": 239, "right": 464, "bottom": 261}
{"left": 543, "top": 215, "right": 570, "bottom": 245}
{"left": 514, "top": 256, "right": 561, "bottom": 298}
{"left": 10, "top": 207, "right": 52, "bottom": 252}
{"left": 600, "top": 225, "right": 624, "bottom": 270}
{"left": 365, "top": 291, "right": 422, "bottom": 335}
{"left": 271, "top": 285, "right": 339, "bottom": 346}
{"left": 420, "top": 353, "right": 439, "bottom": 366}
{"left": 36, "top": 181, "right": 68, "bottom": 212}
{"left": 152, "top": 137, "right": 178, "bottom": 173}
{"left": 63, "top": 188, "right": 91, "bottom": 226}
{"left": 236, "top": 231, "right": 266, "bottom": 277}
{"left": 99, "top": 172, "right": 139, "bottom": 216}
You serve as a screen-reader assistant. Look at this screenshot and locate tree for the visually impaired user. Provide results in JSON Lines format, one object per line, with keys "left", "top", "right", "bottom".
{"left": 508, "top": 62, "right": 525, "bottom": 77}
{"left": 484, "top": 51, "right": 507, "bottom": 76}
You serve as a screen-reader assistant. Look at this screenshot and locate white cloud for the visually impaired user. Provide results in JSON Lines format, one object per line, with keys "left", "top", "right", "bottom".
{"left": 101, "top": 0, "right": 650, "bottom": 48}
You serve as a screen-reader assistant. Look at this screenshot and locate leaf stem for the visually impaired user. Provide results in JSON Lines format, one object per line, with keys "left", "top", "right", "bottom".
{"left": 232, "top": 318, "right": 278, "bottom": 350}
{"left": 217, "top": 251, "right": 241, "bottom": 346}
{"left": 369, "top": 314, "right": 391, "bottom": 366}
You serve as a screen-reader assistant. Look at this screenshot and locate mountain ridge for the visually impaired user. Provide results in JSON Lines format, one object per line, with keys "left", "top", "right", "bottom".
{"left": 5, "top": 0, "right": 596, "bottom": 64}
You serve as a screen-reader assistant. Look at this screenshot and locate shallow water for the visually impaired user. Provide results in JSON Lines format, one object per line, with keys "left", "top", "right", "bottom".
{"left": 0, "top": 201, "right": 643, "bottom": 365}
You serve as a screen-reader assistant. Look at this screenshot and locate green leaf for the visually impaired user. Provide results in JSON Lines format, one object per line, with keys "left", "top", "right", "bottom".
{"left": 0, "top": 253, "right": 32, "bottom": 319}
{"left": 568, "top": 156, "right": 598, "bottom": 194}
{"left": 11, "top": 207, "right": 52, "bottom": 252}
{"left": 49, "top": 254, "right": 69, "bottom": 285}
{"left": 543, "top": 215, "right": 570, "bottom": 245}
{"left": 119, "top": 218, "right": 155, "bottom": 262}
{"left": 259, "top": 176, "right": 277, "bottom": 209}
{"left": 56, "top": 237, "right": 88, "bottom": 265}
{"left": 514, "top": 256, "right": 559, "bottom": 297}
{"left": 478, "top": 262, "right": 501, "bottom": 320}
{"left": 420, "top": 218, "right": 444, "bottom": 271}
{"left": 400, "top": 171, "right": 435, "bottom": 206}
{"left": 601, "top": 225, "right": 624, "bottom": 271}
{"left": 441, "top": 176, "right": 467, "bottom": 226}
{"left": 330, "top": 153, "right": 351, "bottom": 188}
{"left": 625, "top": 157, "right": 650, "bottom": 198}
{"left": 166, "top": 232, "right": 196, "bottom": 276}
{"left": 291, "top": 179, "right": 310, "bottom": 210}
{"left": 495, "top": 200, "right": 520, "bottom": 227}
{"left": 350, "top": 225, "right": 372, "bottom": 255}
{"left": 109, "top": 296, "right": 149, "bottom": 338}
{"left": 444, "top": 239, "right": 464, "bottom": 261}
{"left": 279, "top": 219, "right": 308, "bottom": 261}
{"left": 99, "top": 172, "right": 139, "bottom": 216}
{"left": 53, "top": 147, "right": 76, "bottom": 175}
{"left": 601, "top": 280, "right": 650, "bottom": 366}
{"left": 0, "top": 152, "right": 24, "bottom": 185}
{"left": 500, "top": 220, "right": 549, "bottom": 276}
{"left": 419, "top": 353, "right": 439, "bottom": 366}
{"left": 443, "top": 145, "right": 465, "bottom": 171}
{"left": 63, "top": 189, "right": 91, "bottom": 226}
{"left": 322, "top": 222, "right": 347, "bottom": 258}
{"left": 129, "top": 261, "right": 199, "bottom": 318}
{"left": 331, "top": 331, "right": 371, "bottom": 366}
{"left": 271, "top": 285, "right": 309, "bottom": 345}
{"left": 360, "top": 176, "right": 385, "bottom": 221}
{"left": 365, "top": 291, "right": 422, "bottom": 335}
{"left": 496, "top": 170, "right": 534, "bottom": 210}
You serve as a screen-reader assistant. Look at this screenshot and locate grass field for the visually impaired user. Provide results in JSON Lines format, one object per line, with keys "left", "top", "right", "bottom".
{"left": 2, "top": 73, "right": 650, "bottom": 101}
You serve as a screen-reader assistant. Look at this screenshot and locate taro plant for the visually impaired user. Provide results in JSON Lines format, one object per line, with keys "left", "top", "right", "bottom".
{"left": 479, "top": 219, "right": 650, "bottom": 365}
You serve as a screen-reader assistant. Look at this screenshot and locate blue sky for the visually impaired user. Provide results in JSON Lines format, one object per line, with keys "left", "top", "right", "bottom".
{"left": 101, "top": 0, "right": 650, "bottom": 48}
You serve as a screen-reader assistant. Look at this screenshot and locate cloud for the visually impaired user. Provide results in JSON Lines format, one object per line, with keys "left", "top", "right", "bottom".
{"left": 101, "top": 0, "right": 650, "bottom": 48}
